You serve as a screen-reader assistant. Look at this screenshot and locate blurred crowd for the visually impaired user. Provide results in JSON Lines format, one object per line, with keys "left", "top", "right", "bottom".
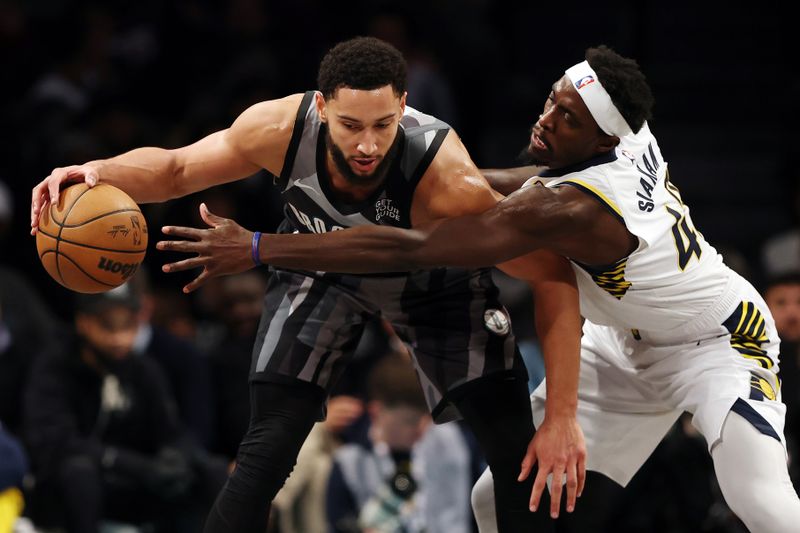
{"left": 1, "top": 1, "right": 798, "bottom": 532}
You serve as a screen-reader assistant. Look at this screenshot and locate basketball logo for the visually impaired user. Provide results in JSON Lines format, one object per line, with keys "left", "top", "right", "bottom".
{"left": 36, "top": 183, "right": 148, "bottom": 293}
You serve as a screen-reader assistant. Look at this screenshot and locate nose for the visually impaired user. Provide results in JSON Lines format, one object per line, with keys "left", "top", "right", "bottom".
{"left": 538, "top": 108, "right": 555, "bottom": 131}
{"left": 356, "top": 130, "right": 378, "bottom": 156}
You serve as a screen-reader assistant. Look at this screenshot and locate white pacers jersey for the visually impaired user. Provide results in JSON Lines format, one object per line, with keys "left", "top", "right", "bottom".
{"left": 524, "top": 123, "right": 785, "bottom": 488}
{"left": 529, "top": 123, "right": 734, "bottom": 334}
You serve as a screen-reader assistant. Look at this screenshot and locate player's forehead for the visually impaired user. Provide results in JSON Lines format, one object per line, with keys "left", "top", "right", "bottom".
{"left": 326, "top": 85, "right": 402, "bottom": 122}
{"left": 552, "top": 76, "right": 589, "bottom": 114}
{"left": 550, "top": 74, "right": 599, "bottom": 129}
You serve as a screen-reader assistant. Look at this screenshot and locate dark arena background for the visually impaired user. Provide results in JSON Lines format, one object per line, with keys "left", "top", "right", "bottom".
{"left": 0, "top": 1, "right": 797, "bottom": 532}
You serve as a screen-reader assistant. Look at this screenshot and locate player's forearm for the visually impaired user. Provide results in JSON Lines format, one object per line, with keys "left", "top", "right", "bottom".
{"left": 260, "top": 225, "right": 435, "bottom": 273}
{"left": 532, "top": 275, "right": 581, "bottom": 419}
{"left": 90, "top": 147, "right": 181, "bottom": 203}
{"left": 481, "top": 165, "right": 546, "bottom": 196}
{"left": 260, "top": 211, "right": 531, "bottom": 273}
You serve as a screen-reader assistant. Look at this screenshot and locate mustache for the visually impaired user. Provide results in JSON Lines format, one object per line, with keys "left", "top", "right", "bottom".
{"left": 325, "top": 127, "right": 400, "bottom": 185}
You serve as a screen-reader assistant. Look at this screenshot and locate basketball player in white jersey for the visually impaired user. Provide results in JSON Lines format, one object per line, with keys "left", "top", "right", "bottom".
{"left": 31, "top": 37, "right": 586, "bottom": 532}
{"left": 150, "top": 45, "right": 800, "bottom": 532}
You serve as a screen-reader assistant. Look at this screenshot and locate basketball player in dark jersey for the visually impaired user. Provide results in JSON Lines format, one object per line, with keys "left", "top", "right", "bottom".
{"left": 31, "top": 37, "right": 585, "bottom": 531}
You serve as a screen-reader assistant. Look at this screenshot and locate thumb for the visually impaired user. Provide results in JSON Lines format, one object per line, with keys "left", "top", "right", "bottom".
{"left": 199, "top": 202, "right": 223, "bottom": 228}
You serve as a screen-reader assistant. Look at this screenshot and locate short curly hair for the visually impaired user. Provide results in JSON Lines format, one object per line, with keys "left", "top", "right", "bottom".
{"left": 586, "top": 45, "right": 654, "bottom": 133}
{"left": 317, "top": 36, "right": 407, "bottom": 100}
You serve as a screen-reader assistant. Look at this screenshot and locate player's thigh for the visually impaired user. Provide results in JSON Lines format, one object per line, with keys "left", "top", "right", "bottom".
{"left": 250, "top": 269, "right": 372, "bottom": 391}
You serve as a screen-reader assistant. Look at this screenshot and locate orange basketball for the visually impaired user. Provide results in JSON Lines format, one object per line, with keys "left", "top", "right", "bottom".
{"left": 36, "top": 183, "right": 148, "bottom": 293}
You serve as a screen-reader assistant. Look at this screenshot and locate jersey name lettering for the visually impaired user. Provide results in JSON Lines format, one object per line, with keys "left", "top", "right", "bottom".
{"left": 288, "top": 203, "right": 344, "bottom": 233}
{"left": 635, "top": 143, "right": 659, "bottom": 212}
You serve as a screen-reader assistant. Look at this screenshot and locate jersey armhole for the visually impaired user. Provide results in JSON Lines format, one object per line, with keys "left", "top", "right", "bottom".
{"left": 276, "top": 91, "right": 316, "bottom": 185}
{"left": 407, "top": 128, "right": 450, "bottom": 187}
{"left": 554, "top": 179, "right": 625, "bottom": 225}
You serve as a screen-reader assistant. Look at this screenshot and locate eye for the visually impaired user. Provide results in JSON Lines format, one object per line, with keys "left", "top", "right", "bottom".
{"left": 376, "top": 122, "right": 391, "bottom": 129}
{"left": 343, "top": 123, "right": 358, "bottom": 130}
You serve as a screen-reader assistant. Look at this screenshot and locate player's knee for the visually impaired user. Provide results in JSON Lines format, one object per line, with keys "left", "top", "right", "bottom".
{"left": 721, "top": 476, "right": 800, "bottom": 533}
{"left": 229, "top": 423, "right": 298, "bottom": 497}
{"left": 471, "top": 470, "right": 493, "bottom": 514}
{"left": 713, "top": 412, "right": 800, "bottom": 532}
{"left": 471, "top": 469, "right": 498, "bottom": 533}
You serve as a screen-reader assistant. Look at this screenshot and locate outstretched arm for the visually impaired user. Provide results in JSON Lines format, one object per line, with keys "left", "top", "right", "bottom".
{"left": 499, "top": 251, "right": 585, "bottom": 517}
{"left": 157, "top": 181, "right": 628, "bottom": 292}
{"left": 257, "top": 182, "right": 608, "bottom": 271}
{"left": 481, "top": 165, "right": 547, "bottom": 196}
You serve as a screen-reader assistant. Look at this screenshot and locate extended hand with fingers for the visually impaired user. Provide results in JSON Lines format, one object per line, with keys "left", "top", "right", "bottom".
{"left": 158, "top": 203, "right": 258, "bottom": 293}
{"left": 518, "top": 415, "right": 587, "bottom": 519}
{"left": 30, "top": 164, "right": 100, "bottom": 235}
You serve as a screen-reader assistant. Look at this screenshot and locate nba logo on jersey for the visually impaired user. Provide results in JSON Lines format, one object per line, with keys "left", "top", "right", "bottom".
{"left": 575, "top": 75, "right": 595, "bottom": 90}
{"left": 375, "top": 198, "right": 401, "bottom": 223}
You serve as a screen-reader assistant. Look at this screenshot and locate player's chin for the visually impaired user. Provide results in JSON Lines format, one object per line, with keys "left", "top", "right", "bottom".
{"left": 524, "top": 145, "right": 552, "bottom": 166}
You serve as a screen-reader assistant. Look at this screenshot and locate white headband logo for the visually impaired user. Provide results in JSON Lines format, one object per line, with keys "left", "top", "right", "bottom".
{"left": 565, "top": 61, "right": 632, "bottom": 138}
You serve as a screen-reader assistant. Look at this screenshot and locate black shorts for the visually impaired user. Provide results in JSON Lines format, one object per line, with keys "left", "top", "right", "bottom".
{"left": 249, "top": 267, "right": 525, "bottom": 422}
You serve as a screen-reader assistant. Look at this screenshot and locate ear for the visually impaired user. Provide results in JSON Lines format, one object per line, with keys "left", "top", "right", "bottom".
{"left": 315, "top": 92, "right": 327, "bottom": 123}
{"left": 399, "top": 91, "right": 407, "bottom": 115}
{"left": 596, "top": 134, "right": 620, "bottom": 154}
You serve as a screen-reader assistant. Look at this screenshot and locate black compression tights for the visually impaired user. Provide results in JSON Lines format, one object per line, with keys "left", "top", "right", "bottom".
{"left": 454, "top": 373, "right": 556, "bottom": 533}
{"left": 202, "top": 380, "right": 326, "bottom": 533}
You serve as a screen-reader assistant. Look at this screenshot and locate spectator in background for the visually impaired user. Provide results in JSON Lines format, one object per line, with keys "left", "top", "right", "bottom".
{"left": 272, "top": 318, "right": 405, "bottom": 533}
{"left": 128, "top": 269, "right": 217, "bottom": 450}
{"left": 0, "top": 424, "right": 28, "bottom": 532}
{"left": 0, "top": 268, "right": 64, "bottom": 436}
{"left": 208, "top": 270, "right": 269, "bottom": 459}
{"left": 22, "top": 283, "right": 228, "bottom": 533}
{"left": 326, "top": 353, "right": 475, "bottom": 533}
{"left": 764, "top": 272, "right": 800, "bottom": 484}
{"left": 762, "top": 177, "right": 800, "bottom": 279}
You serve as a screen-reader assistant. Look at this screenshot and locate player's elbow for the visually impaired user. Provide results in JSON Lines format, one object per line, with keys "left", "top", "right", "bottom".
{"left": 167, "top": 151, "right": 191, "bottom": 200}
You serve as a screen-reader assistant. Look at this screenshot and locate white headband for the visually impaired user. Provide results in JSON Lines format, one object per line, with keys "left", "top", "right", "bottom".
{"left": 565, "top": 60, "right": 632, "bottom": 138}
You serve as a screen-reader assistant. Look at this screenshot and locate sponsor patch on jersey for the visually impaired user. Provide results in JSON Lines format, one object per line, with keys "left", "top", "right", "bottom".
{"left": 574, "top": 75, "right": 595, "bottom": 90}
{"left": 375, "top": 198, "right": 401, "bottom": 223}
{"left": 484, "top": 309, "right": 510, "bottom": 336}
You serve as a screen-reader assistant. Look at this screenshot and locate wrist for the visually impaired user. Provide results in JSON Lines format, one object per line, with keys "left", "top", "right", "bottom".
{"left": 251, "top": 231, "right": 263, "bottom": 266}
{"left": 544, "top": 401, "right": 578, "bottom": 420}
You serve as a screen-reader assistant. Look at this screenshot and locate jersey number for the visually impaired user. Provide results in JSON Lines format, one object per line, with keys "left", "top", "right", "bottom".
{"left": 665, "top": 177, "right": 701, "bottom": 270}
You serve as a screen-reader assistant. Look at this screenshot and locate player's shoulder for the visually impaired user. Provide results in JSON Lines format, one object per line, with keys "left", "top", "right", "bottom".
{"left": 228, "top": 93, "right": 307, "bottom": 155}
{"left": 415, "top": 129, "right": 499, "bottom": 220}
{"left": 400, "top": 104, "right": 448, "bottom": 130}
{"left": 233, "top": 93, "right": 306, "bottom": 133}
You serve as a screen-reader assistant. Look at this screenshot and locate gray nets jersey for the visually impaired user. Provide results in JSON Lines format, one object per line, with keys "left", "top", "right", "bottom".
{"left": 274, "top": 91, "right": 451, "bottom": 234}
{"left": 251, "top": 92, "right": 523, "bottom": 422}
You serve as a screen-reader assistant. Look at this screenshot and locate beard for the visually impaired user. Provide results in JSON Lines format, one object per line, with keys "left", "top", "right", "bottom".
{"left": 326, "top": 128, "right": 401, "bottom": 186}
{"left": 516, "top": 125, "right": 546, "bottom": 166}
